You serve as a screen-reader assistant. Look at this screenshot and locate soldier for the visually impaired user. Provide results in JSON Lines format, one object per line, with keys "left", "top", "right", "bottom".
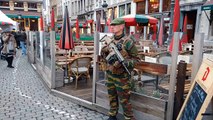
{"left": 101, "top": 18, "right": 138, "bottom": 120}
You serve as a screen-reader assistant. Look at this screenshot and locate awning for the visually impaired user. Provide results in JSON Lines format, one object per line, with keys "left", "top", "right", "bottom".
{"left": 87, "top": 19, "right": 94, "bottom": 23}
{"left": 202, "top": 0, "right": 213, "bottom": 11}
{"left": 1, "top": 10, "right": 41, "bottom": 19}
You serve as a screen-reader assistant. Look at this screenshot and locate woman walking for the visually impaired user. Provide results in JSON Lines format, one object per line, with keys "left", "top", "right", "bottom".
{"left": 1, "top": 29, "right": 17, "bottom": 68}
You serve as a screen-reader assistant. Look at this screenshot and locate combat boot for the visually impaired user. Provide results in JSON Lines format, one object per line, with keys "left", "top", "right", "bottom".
{"left": 107, "top": 116, "right": 117, "bottom": 120}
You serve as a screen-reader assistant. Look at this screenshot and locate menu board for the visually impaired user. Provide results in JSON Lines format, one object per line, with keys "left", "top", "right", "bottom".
{"left": 179, "top": 83, "right": 207, "bottom": 120}
{"left": 177, "top": 59, "right": 213, "bottom": 120}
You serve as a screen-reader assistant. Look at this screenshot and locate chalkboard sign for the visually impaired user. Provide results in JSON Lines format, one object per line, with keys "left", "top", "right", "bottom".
{"left": 180, "top": 83, "right": 207, "bottom": 120}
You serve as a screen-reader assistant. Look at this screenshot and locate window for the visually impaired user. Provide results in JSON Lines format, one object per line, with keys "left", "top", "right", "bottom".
{"left": 114, "top": 7, "right": 118, "bottom": 18}
{"left": 0, "top": 1, "right": 9, "bottom": 6}
{"left": 119, "top": 5, "right": 125, "bottom": 17}
{"left": 14, "top": 2, "right": 23, "bottom": 8}
{"left": 28, "top": 3, "right": 37, "bottom": 9}
{"left": 136, "top": 2, "right": 145, "bottom": 14}
{"left": 149, "top": 0, "right": 159, "bottom": 13}
{"left": 163, "top": 0, "right": 171, "bottom": 12}
{"left": 127, "top": 3, "right": 131, "bottom": 15}
{"left": 43, "top": 32, "right": 51, "bottom": 68}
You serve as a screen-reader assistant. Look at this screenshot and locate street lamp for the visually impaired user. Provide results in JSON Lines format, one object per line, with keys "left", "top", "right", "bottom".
{"left": 102, "top": 0, "right": 108, "bottom": 32}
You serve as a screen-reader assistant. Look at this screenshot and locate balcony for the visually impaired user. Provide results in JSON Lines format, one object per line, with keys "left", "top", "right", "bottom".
{"left": 0, "top": 6, "right": 10, "bottom": 9}
{"left": 14, "top": 7, "right": 24, "bottom": 10}
{"left": 28, "top": 8, "right": 37, "bottom": 11}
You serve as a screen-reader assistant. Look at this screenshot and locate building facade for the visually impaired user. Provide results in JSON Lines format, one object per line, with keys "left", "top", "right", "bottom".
{"left": 0, "top": 0, "right": 43, "bottom": 31}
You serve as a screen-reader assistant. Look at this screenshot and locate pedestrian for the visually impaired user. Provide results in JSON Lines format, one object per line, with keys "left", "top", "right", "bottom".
{"left": 20, "top": 29, "right": 27, "bottom": 55}
{"left": 100, "top": 18, "right": 138, "bottom": 120}
{"left": 1, "top": 29, "right": 17, "bottom": 68}
{"left": 11, "top": 28, "right": 19, "bottom": 49}
{"left": 0, "top": 27, "right": 4, "bottom": 59}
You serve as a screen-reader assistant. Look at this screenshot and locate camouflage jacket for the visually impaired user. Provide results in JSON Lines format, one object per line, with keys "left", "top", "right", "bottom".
{"left": 101, "top": 34, "right": 138, "bottom": 75}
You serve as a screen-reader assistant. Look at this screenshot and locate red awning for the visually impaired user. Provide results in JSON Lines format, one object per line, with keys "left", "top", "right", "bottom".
{"left": 87, "top": 19, "right": 93, "bottom": 23}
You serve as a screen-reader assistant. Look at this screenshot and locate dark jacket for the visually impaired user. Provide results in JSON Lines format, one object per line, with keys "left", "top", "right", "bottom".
{"left": 16, "top": 32, "right": 26, "bottom": 42}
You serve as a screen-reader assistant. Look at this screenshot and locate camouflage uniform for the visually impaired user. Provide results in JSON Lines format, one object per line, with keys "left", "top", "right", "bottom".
{"left": 101, "top": 32, "right": 138, "bottom": 120}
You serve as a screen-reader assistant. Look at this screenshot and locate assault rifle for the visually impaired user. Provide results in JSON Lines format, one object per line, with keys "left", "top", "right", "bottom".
{"left": 100, "top": 35, "right": 131, "bottom": 75}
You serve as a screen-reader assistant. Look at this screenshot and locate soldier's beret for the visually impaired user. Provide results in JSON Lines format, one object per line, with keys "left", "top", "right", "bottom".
{"left": 110, "top": 18, "right": 125, "bottom": 26}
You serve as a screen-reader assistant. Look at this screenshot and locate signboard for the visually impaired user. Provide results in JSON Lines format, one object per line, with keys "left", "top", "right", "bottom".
{"left": 177, "top": 59, "right": 213, "bottom": 120}
{"left": 202, "top": 5, "right": 213, "bottom": 11}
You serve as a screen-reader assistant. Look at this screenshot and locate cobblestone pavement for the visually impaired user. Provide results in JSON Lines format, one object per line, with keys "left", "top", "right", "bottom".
{"left": 0, "top": 51, "right": 108, "bottom": 120}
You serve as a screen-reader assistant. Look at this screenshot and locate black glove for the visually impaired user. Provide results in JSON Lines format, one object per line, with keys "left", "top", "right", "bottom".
{"left": 116, "top": 43, "right": 122, "bottom": 51}
{"left": 107, "top": 54, "right": 118, "bottom": 65}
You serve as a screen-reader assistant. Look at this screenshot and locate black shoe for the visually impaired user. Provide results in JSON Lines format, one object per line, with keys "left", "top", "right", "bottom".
{"left": 7, "top": 66, "right": 14, "bottom": 68}
{"left": 107, "top": 116, "right": 117, "bottom": 120}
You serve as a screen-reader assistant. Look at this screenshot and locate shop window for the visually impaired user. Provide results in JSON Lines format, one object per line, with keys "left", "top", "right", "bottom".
{"left": 28, "top": 3, "right": 37, "bottom": 9}
{"left": 43, "top": 32, "right": 51, "bottom": 68}
{"left": 114, "top": 7, "right": 118, "bottom": 18}
{"left": 149, "top": 0, "right": 159, "bottom": 13}
{"left": 0, "top": 1, "right": 9, "bottom": 6}
{"left": 14, "top": 2, "right": 23, "bottom": 8}
{"left": 136, "top": 2, "right": 145, "bottom": 14}
{"left": 119, "top": 5, "right": 125, "bottom": 17}
{"left": 127, "top": 3, "right": 131, "bottom": 15}
{"left": 163, "top": 0, "right": 171, "bottom": 11}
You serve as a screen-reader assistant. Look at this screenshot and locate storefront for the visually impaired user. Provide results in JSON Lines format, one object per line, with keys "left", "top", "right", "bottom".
{"left": 2, "top": 10, "right": 41, "bottom": 31}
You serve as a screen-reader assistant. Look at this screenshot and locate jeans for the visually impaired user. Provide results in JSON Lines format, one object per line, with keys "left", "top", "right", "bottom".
{"left": 20, "top": 41, "right": 26, "bottom": 55}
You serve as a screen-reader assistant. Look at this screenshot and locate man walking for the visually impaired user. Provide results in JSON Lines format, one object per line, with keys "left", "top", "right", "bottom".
{"left": 18, "top": 29, "right": 27, "bottom": 55}
{"left": 101, "top": 18, "right": 138, "bottom": 120}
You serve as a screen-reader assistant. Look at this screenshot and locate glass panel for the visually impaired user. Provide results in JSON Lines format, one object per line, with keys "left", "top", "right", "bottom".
{"left": 36, "top": 32, "right": 40, "bottom": 59}
{"left": 43, "top": 32, "right": 51, "bottom": 68}
{"left": 163, "top": 0, "right": 171, "bottom": 11}
{"left": 28, "top": 3, "right": 37, "bottom": 8}
{"left": 14, "top": 2, "right": 23, "bottom": 7}
{"left": 136, "top": 2, "right": 145, "bottom": 14}
{"left": 149, "top": 0, "right": 159, "bottom": 13}
{"left": 0, "top": 1, "right": 9, "bottom": 6}
{"left": 119, "top": 5, "right": 125, "bottom": 17}
{"left": 127, "top": 3, "right": 131, "bottom": 15}
{"left": 54, "top": 33, "right": 95, "bottom": 103}
{"left": 114, "top": 7, "right": 118, "bottom": 18}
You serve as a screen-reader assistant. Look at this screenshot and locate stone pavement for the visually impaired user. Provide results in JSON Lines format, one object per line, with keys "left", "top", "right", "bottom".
{"left": 0, "top": 51, "right": 108, "bottom": 120}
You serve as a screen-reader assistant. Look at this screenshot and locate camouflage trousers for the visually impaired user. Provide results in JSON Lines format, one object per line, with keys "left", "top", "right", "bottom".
{"left": 106, "top": 72, "right": 134, "bottom": 120}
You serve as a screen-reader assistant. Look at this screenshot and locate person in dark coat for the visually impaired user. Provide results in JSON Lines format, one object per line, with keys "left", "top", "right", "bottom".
{"left": 16, "top": 29, "right": 27, "bottom": 55}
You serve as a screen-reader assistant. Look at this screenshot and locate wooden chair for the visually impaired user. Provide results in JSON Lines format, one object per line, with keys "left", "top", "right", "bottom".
{"left": 69, "top": 56, "right": 92, "bottom": 89}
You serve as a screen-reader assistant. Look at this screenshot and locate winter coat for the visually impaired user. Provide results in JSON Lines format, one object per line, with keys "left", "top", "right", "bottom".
{"left": 1, "top": 33, "right": 17, "bottom": 56}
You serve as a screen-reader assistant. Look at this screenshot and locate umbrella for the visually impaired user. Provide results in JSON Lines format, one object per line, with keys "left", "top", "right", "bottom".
{"left": 169, "top": 0, "right": 182, "bottom": 52}
{"left": 59, "top": 6, "right": 75, "bottom": 82}
{"left": 158, "top": 16, "right": 164, "bottom": 46}
{"left": 121, "top": 14, "right": 158, "bottom": 26}
{"left": 59, "top": 6, "right": 74, "bottom": 50}
{"left": 51, "top": 7, "right": 55, "bottom": 31}
{"left": 40, "top": 14, "right": 44, "bottom": 31}
{"left": 0, "top": 21, "right": 12, "bottom": 25}
{"left": 180, "top": 14, "right": 188, "bottom": 45}
{"left": 76, "top": 19, "right": 80, "bottom": 40}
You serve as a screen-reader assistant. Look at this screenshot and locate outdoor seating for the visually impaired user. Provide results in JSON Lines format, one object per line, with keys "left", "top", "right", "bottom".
{"left": 133, "top": 61, "right": 168, "bottom": 89}
{"left": 68, "top": 56, "right": 92, "bottom": 89}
